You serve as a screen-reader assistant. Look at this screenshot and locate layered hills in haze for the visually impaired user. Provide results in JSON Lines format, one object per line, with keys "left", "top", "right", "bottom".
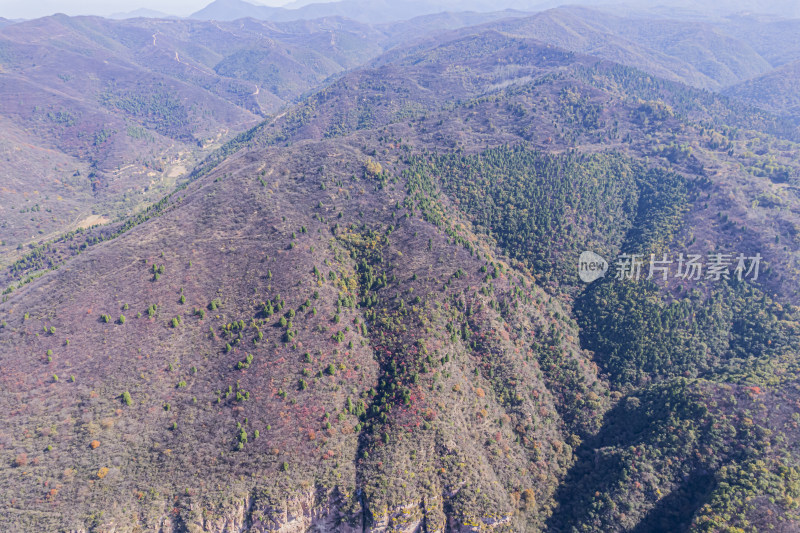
{"left": 190, "top": 0, "right": 800, "bottom": 23}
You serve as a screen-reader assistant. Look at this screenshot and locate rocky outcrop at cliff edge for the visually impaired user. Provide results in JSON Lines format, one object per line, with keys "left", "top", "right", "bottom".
{"left": 115, "top": 486, "right": 512, "bottom": 532}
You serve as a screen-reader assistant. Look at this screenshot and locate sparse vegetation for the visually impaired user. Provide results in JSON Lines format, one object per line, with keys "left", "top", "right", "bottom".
{"left": 2, "top": 12, "right": 800, "bottom": 533}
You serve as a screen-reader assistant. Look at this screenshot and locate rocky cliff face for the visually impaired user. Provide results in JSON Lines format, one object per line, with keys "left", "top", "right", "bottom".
{"left": 162, "top": 486, "right": 512, "bottom": 532}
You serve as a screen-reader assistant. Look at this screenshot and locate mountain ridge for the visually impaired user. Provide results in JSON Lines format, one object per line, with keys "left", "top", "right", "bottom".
{"left": 2, "top": 24, "right": 800, "bottom": 531}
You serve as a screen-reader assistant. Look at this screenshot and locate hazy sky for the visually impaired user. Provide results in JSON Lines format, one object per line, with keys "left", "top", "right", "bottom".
{"left": 0, "top": 0, "right": 294, "bottom": 19}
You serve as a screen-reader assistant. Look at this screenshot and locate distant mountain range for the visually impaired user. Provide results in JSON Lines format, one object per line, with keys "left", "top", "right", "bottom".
{"left": 1, "top": 4, "right": 799, "bottom": 260}
{"left": 3, "top": 0, "right": 799, "bottom": 24}
{"left": 109, "top": 8, "right": 178, "bottom": 19}
{"left": 471, "top": 6, "right": 777, "bottom": 91}
{"left": 189, "top": 0, "right": 537, "bottom": 24}
{"left": 189, "top": 0, "right": 800, "bottom": 23}
{"left": 723, "top": 58, "right": 800, "bottom": 116}
{"left": 0, "top": 9, "right": 540, "bottom": 259}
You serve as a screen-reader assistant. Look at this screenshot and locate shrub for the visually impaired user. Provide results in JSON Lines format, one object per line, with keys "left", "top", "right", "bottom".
{"left": 521, "top": 489, "right": 536, "bottom": 511}
{"left": 237, "top": 353, "right": 254, "bottom": 370}
{"left": 90, "top": 440, "right": 100, "bottom": 449}
{"left": 365, "top": 158, "right": 382, "bottom": 176}
{"left": 119, "top": 315, "right": 126, "bottom": 324}
{"left": 13, "top": 453, "right": 27, "bottom": 467}
{"left": 122, "top": 391, "right": 133, "bottom": 406}
{"left": 97, "top": 467, "right": 109, "bottom": 479}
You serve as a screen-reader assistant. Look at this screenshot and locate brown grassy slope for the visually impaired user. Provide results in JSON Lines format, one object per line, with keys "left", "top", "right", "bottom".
{"left": 0, "top": 134, "right": 602, "bottom": 531}
{"left": 0, "top": 13, "right": 389, "bottom": 261}
{"left": 0, "top": 116, "right": 95, "bottom": 248}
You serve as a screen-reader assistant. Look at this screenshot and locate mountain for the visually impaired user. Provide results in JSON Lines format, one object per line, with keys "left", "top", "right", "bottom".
{"left": 108, "top": 9, "right": 178, "bottom": 20}
{"left": 191, "top": 0, "right": 539, "bottom": 24}
{"left": 429, "top": 6, "right": 777, "bottom": 91}
{"left": 625, "top": 0, "right": 800, "bottom": 18}
{"left": 715, "top": 14, "right": 800, "bottom": 67}
{"left": 0, "top": 14, "right": 252, "bottom": 264}
{"left": 723, "top": 59, "right": 800, "bottom": 117}
{"left": 189, "top": 3, "right": 800, "bottom": 94}
{"left": 190, "top": 0, "right": 800, "bottom": 24}
{"left": 0, "top": 13, "right": 396, "bottom": 265}
{"left": 547, "top": 7, "right": 772, "bottom": 88}
{"left": 376, "top": 9, "right": 531, "bottom": 48}
{"left": 2, "top": 18, "right": 800, "bottom": 532}
{"left": 190, "top": 0, "right": 281, "bottom": 21}
{"left": 0, "top": 9, "right": 576, "bottom": 265}
{"left": 737, "top": 62, "right": 800, "bottom": 118}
